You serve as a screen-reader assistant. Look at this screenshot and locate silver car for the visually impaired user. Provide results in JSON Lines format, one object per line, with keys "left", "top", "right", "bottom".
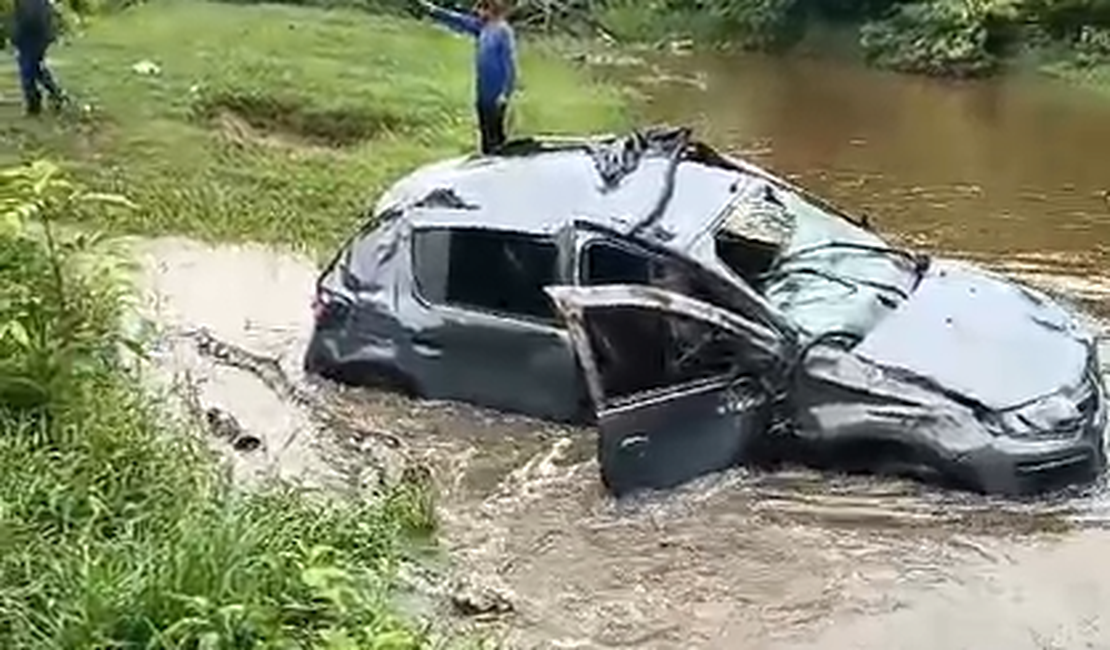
{"left": 305, "top": 127, "right": 1108, "bottom": 497}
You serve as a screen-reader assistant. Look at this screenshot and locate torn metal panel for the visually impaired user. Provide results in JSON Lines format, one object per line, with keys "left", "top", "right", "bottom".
{"left": 565, "top": 218, "right": 798, "bottom": 342}
{"left": 794, "top": 341, "right": 1106, "bottom": 495}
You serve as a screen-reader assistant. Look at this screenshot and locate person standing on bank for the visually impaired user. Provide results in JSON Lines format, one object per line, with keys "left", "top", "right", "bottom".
{"left": 416, "top": 0, "right": 516, "bottom": 154}
{"left": 9, "top": 0, "right": 67, "bottom": 116}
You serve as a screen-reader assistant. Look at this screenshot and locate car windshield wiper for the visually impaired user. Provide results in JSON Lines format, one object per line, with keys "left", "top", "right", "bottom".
{"left": 760, "top": 266, "right": 910, "bottom": 302}
{"left": 760, "top": 241, "right": 929, "bottom": 304}
{"left": 772, "top": 241, "right": 927, "bottom": 271}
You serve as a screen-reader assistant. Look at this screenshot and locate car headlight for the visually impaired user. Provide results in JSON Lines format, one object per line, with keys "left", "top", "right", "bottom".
{"left": 988, "top": 373, "right": 1104, "bottom": 440}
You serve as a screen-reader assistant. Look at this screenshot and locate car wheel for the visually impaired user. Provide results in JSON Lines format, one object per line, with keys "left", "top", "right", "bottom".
{"left": 323, "top": 360, "right": 422, "bottom": 398}
{"left": 596, "top": 429, "right": 624, "bottom": 496}
{"left": 597, "top": 428, "right": 657, "bottom": 498}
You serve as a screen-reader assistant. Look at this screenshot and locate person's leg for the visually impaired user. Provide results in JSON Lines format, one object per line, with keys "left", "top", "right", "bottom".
{"left": 490, "top": 101, "right": 507, "bottom": 151}
{"left": 15, "top": 43, "right": 44, "bottom": 115}
{"left": 477, "top": 102, "right": 496, "bottom": 155}
{"left": 37, "top": 47, "right": 66, "bottom": 110}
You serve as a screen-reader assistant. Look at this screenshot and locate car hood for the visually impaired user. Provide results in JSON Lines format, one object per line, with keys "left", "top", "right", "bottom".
{"left": 853, "top": 260, "right": 1095, "bottom": 410}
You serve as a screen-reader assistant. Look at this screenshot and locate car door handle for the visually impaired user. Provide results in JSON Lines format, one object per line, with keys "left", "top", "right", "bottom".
{"left": 411, "top": 333, "right": 442, "bottom": 354}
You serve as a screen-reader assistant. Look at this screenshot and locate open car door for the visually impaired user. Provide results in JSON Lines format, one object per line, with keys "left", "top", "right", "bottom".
{"left": 559, "top": 218, "right": 797, "bottom": 341}
{"left": 546, "top": 284, "right": 791, "bottom": 496}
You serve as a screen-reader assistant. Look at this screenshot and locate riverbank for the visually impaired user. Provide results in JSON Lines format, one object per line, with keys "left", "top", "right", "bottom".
{"left": 0, "top": 161, "right": 439, "bottom": 647}
{"left": 0, "top": 1, "right": 629, "bottom": 645}
{"left": 0, "top": 0, "right": 628, "bottom": 255}
{"left": 592, "top": 0, "right": 1110, "bottom": 92}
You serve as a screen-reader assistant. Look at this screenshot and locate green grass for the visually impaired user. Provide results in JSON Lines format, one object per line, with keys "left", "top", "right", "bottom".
{"left": 0, "top": 381, "right": 433, "bottom": 647}
{"left": 0, "top": 2, "right": 635, "bottom": 645}
{"left": 0, "top": 0, "right": 630, "bottom": 256}
{"left": 1039, "top": 59, "right": 1110, "bottom": 96}
{"left": 0, "top": 161, "right": 438, "bottom": 647}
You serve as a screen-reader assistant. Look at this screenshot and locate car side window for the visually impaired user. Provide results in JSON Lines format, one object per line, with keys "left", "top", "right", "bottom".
{"left": 412, "top": 227, "right": 559, "bottom": 323}
{"left": 581, "top": 242, "right": 652, "bottom": 285}
{"left": 581, "top": 304, "right": 745, "bottom": 404}
{"left": 581, "top": 242, "right": 719, "bottom": 307}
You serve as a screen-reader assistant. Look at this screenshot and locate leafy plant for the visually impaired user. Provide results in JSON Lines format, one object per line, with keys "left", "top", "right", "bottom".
{"left": 0, "top": 161, "right": 437, "bottom": 644}
{"left": 598, "top": 0, "right": 805, "bottom": 48}
{"left": 0, "top": 160, "right": 137, "bottom": 410}
{"left": 860, "top": 0, "right": 1012, "bottom": 76}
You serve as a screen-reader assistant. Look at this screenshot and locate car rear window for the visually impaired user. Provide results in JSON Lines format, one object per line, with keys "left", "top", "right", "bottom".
{"left": 412, "top": 227, "right": 560, "bottom": 323}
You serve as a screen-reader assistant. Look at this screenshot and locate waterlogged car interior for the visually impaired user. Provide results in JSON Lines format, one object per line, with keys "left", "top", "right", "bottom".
{"left": 574, "top": 242, "right": 755, "bottom": 404}
{"left": 578, "top": 305, "right": 749, "bottom": 408}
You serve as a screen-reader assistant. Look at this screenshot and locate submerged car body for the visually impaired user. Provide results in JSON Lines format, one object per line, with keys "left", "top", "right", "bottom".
{"left": 306, "top": 126, "right": 1108, "bottom": 497}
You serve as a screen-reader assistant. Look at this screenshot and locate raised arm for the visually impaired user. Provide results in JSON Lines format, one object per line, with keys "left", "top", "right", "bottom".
{"left": 417, "top": 0, "right": 481, "bottom": 36}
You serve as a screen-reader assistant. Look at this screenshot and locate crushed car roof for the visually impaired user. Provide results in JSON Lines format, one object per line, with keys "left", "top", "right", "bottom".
{"left": 375, "top": 127, "right": 763, "bottom": 252}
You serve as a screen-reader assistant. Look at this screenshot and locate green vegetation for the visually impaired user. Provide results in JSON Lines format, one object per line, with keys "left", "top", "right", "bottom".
{"left": 0, "top": 0, "right": 628, "bottom": 254}
{"left": 588, "top": 0, "right": 1110, "bottom": 80}
{"left": 0, "top": 160, "right": 436, "bottom": 647}
{"left": 0, "top": 1, "right": 630, "bottom": 646}
{"left": 597, "top": 0, "right": 807, "bottom": 50}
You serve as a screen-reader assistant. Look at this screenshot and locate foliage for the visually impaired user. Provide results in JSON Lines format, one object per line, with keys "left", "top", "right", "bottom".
{"left": 1069, "top": 24, "right": 1110, "bottom": 65}
{"left": 0, "top": 0, "right": 629, "bottom": 257}
{"left": 214, "top": 0, "right": 411, "bottom": 12}
{"left": 0, "top": 160, "right": 137, "bottom": 410}
{"left": 1021, "top": 0, "right": 1110, "bottom": 39}
{"left": 0, "top": 160, "right": 434, "bottom": 647}
{"left": 598, "top": 0, "right": 806, "bottom": 48}
{"left": 0, "top": 0, "right": 139, "bottom": 45}
{"left": 859, "top": 0, "right": 1007, "bottom": 77}
{"left": 588, "top": 0, "right": 1110, "bottom": 79}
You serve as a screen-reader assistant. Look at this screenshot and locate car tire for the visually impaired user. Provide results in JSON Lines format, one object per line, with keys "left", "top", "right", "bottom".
{"left": 320, "top": 360, "right": 422, "bottom": 398}
{"left": 596, "top": 429, "right": 625, "bottom": 496}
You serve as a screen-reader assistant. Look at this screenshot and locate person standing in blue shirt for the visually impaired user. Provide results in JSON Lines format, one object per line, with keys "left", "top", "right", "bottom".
{"left": 8, "top": 0, "right": 67, "bottom": 115}
{"left": 417, "top": 0, "right": 516, "bottom": 154}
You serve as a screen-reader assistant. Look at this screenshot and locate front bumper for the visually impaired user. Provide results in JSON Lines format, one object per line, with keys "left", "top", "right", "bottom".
{"left": 961, "top": 373, "right": 1108, "bottom": 496}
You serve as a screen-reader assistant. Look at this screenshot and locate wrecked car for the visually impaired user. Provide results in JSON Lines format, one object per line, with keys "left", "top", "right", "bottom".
{"left": 305, "top": 126, "right": 1108, "bottom": 497}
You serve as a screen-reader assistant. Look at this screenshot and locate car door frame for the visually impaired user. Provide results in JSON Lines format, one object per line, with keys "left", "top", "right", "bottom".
{"left": 561, "top": 218, "right": 798, "bottom": 345}
{"left": 401, "top": 220, "right": 588, "bottom": 423}
{"left": 546, "top": 283, "right": 790, "bottom": 417}
{"left": 545, "top": 283, "right": 790, "bottom": 494}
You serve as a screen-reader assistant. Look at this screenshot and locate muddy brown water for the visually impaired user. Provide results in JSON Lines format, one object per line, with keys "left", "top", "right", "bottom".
{"left": 135, "top": 53, "right": 1110, "bottom": 649}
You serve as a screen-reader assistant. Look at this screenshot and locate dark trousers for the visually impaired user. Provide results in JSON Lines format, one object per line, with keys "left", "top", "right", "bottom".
{"left": 477, "top": 101, "right": 507, "bottom": 154}
{"left": 15, "top": 38, "right": 63, "bottom": 114}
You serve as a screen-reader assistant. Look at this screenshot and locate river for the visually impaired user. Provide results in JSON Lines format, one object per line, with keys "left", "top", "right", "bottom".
{"left": 603, "top": 49, "right": 1110, "bottom": 313}
{"left": 137, "top": 52, "right": 1110, "bottom": 649}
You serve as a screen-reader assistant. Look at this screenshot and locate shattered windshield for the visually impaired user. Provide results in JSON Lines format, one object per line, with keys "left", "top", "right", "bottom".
{"left": 718, "top": 180, "right": 923, "bottom": 341}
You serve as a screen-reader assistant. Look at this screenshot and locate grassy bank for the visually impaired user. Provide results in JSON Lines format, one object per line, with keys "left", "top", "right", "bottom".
{"left": 591, "top": 0, "right": 1110, "bottom": 84}
{"left": 0, "top": 0, "right": 629, "bottom": 255}
{"left": 0, "top": 161, "right": 435, "bottom": 647}
{"left": 0, "top": 2, "right": 630, "bottom": 646}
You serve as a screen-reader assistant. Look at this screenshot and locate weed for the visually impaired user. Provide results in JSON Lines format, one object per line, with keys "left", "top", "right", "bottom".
{"left": 0, "top": 161, "right": 436, "bottom": 647}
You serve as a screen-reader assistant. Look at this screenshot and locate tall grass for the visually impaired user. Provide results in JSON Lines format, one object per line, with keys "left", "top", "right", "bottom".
{"left": 0, "top": 161, "right": 431, "bottom": 647}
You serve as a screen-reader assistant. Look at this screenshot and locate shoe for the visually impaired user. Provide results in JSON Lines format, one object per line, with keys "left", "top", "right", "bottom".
{"left": 49, "top": 92, "right": 69, "bottom": 113}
